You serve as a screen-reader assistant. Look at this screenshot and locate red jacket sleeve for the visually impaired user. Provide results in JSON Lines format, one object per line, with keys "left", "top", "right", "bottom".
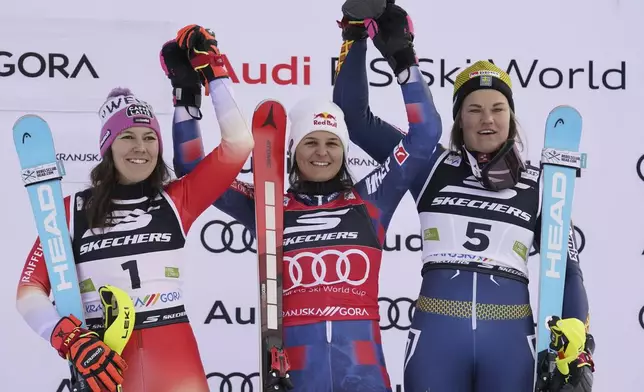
{"left": 16, "top": 196, "right": 72, "bottom": 340}
{"left": 165, "top": 138, "right": 253, "bottom": 234}
{"left": 17, "top": 195, "right": 72, "bottom": 296}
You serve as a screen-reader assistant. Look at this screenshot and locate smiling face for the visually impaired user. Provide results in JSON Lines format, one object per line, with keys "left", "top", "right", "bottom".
{"left": 110, "top": 126, "right": 159, "bottom": 184}
{"left": 295, "top": 131, "right": 344, "bottom": 182}
{"left": 459, "top": 89, "right": 511, "bottom": 153}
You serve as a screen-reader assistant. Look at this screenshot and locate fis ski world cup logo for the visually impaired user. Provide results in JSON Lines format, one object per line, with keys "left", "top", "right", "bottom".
{"left": 313, "top": 112, "right": 337, "bottom": 128}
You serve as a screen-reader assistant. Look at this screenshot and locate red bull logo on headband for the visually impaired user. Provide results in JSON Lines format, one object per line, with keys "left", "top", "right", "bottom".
{"left": 313, "top": 112, "right": 337, "bottom": 128}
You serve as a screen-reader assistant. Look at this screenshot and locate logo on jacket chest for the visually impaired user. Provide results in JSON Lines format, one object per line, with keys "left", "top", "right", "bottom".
{"left": 77, "top": 203, "right": 176, "bottom": 256}
{"left": 282, "top": 206, "right": 380, "bottom": 296}
{"left": 283, "top": 208, "right": 361, "bottom": 247}
{"left": 430, "top": 175, "right": 537, "bottom": 223}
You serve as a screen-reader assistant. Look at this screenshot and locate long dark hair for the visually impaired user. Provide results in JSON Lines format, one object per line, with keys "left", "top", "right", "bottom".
{"left": 288, "top": 160, "right": 354, "bottom": 194}
{"left": 85, "top": 150, "right": 171, "bottom": 228}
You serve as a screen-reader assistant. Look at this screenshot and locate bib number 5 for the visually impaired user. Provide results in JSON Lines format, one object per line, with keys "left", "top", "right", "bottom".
{"left": 463, "top": 222, "right": 491, "bottom": 252}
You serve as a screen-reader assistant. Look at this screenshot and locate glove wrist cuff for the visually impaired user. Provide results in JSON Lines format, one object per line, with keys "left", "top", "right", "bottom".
{"left": 578, "top": 351, "right": 596, "bottom": 372}
{"left": 337, "top": 18, "right": 368, "bottom": 41}
{"left": 390, "top": 46, "right": 418, "bottom": 76}
{"left": 191, "top": 52, "right": 230, "bottom": 83}
{"left": 173, "top": 86, "right": 202, "bottom": 108}
{"left": 50, "top": 315, "right": 83, "bottom": 359}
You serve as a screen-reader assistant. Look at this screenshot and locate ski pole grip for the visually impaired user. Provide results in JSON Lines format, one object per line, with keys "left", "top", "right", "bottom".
{"left": 70, "top": 365, "right": 91, "bottom": 392}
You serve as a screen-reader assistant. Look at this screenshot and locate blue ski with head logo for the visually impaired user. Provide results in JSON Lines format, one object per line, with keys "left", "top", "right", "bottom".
{"left": 533, "top": 106, "right": 586, "bottom": 390}
{"left": 12, "top": 114, "right": 91, "bottom": 391}
{"left": 13, "top": 115, "right": 84, "bottom": 320}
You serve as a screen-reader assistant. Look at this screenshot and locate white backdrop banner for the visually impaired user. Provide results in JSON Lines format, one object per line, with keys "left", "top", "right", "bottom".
{"left": 1, "top": 0, "right": 643, "bottom": 390}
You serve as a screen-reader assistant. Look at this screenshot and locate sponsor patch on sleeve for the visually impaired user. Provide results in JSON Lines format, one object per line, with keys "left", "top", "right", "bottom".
{"left": 394, "top": 141, "right": 410, "bottom": 166}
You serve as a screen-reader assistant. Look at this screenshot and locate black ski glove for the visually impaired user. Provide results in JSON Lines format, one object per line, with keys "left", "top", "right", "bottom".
{"left": 341, "top": 0, "right": 417, "bottom": 77}
{"left": 337, "top": 0, "right": 386, "bottom": 41}
{"left": 159, "top": 39, "right": 203, "bottom": 111}
{"left": 176, "top": 24, "right": 229, "bottom": 96}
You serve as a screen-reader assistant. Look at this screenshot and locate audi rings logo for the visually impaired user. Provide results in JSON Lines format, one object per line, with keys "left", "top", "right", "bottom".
{"left": 529, "top": 225, "right": 585, "bottom": 257}
{"left": 379, "top": 297, "right": 415, "bottom": 331}
{"left": 637, "top": 154, "right": 644, "bottom": 182}
{"left": 206, "top": 372, "right": 259, "bottom": 392}
{"left": 201, "top": 220, "right": 256, "bottom": 254}
{"left": 284, "top": 249, "right": 370, "bottom": 292}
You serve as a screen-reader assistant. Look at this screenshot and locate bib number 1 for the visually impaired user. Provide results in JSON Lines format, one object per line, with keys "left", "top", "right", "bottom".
{"left": 121, "top": 260, "right": 141, "bottom": 289}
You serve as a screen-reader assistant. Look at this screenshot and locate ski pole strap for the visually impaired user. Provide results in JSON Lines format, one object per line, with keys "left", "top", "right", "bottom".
{"left": 70, "top": 365, "right": 91, "bottom": 392}
{"left": 540, "top": 148, "right": 587, "bottom": 178}
{"left": 21, "top": 160, "right": 66, "bottom": 186}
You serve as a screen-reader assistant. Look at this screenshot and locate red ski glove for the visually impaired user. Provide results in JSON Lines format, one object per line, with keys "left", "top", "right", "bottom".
{"left": 51, "top": 315, "right": 127, "bottom": 392}
{"left": 176, "top": 24, "right": 229, "bottom": 95}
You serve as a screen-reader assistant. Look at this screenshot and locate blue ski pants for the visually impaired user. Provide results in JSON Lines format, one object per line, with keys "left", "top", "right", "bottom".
{"left": 284, "top": 320, "right": 392, "bottom": 392}
{"left": 404, "top": 269, "right": 535, "bottom": 392}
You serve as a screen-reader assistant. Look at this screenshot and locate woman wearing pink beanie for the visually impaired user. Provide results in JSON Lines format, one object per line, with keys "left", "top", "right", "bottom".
{"left": 15, "top": 33, "right": 254, "bottom": 391}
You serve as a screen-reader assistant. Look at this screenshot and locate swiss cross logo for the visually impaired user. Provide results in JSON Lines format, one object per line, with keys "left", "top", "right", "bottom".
{"left": 394, "top": 141, "right": 409, "bottom": 166}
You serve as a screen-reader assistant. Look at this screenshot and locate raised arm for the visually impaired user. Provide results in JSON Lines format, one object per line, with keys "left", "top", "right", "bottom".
{"left": 333, "top": 38, "right": 406, "bottom": 164}
{"left": 172, "top": 103, "right": 257, "bottom": 232}
{"left": 335, "top": 4, "right": 443, "bottom": 203}
{"left": 166, "top": 77, "right": 254, "bottom": 234}
{"left": 354, "top": 65, "right": 442, "bottom": 233}
{"left": 161, "top": 35, "right": 256, "bottom": 233}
